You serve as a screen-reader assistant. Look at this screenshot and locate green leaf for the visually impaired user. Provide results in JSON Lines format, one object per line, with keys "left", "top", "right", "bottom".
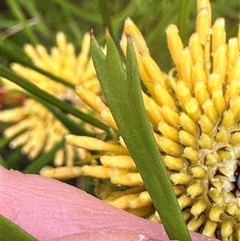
{"left": 0, "top": 156, "right": 8, "bottom": 168}
{"left": 55, "top": 0, "right": 101, "bottom": 24}
{"left": 0, "top": 64, "right": 110, "bottom": 133}
{"left": 0, "top": 40, "right": 75, "bottom": 89}
{"left": 98, "top": 0, "right": 115, "bottom": 42}
{"left": 18, "top": 0, "right": 50, "bottom": 37}
{"left": 0, "top": 136, "right": 14, "bottom": 150}
{"left": 0, "top": 38, "right": 32, "bottom": 64}
{"left": 0, "top": 215, "right": 37, "bottom": 241}
{"left": 28, "top": 93, "right": 97, "bottom": 137}
{"left": 91, "top": 32, "right": 191, "bottom": 241}
{"left": 6, "top": 0, "right": 39, "bottom": 45}
{"left": 4, "top": 147, "right": 25, "bottom": 170}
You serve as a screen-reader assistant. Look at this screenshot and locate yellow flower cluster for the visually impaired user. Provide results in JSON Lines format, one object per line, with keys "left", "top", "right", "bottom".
{"left": 41, "top": 0, "right": 240, "bottom": 239}
{"left": 0, "top": 33, "right": 100, "bottom": 166}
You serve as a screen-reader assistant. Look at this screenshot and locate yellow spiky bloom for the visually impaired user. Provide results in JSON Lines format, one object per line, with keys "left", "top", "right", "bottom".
{"left": 0, "top": 33, "right": 101, "bottom": 166}
{"left": 41, "top": 0, "right": 240, "bottom": 239}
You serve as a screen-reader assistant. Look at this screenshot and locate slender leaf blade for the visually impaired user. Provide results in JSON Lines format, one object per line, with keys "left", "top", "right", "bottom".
{"left": 0, "top": 65, "right": 110, "bottom": 133}
{"left": 91, "top": 32, "right": 191, "bottom": 241}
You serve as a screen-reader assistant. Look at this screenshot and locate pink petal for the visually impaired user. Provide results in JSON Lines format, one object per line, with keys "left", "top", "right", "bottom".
{"left": 0, "top": 166, "right": 219, "bottom": 241}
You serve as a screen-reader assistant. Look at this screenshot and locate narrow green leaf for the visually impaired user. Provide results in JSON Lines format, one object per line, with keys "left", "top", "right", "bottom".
{"left": 28, "top": 93, "right": 96, "bottom": 137}
{"left": 125, "top": 37, "right": 190, "bottom": 241}
{"left": 0, "top": 65, "right": 110, "bottom": 133}
{"left": 147, "top": 3, "right": 179, "bottom": 43}
{"left": 6, "top": 0, "right": 39, "bottom": 45}
{"left": 0, "top": 38, "right": 32, "bottom": 64}
{"left": 0, "top": 214, "right": 37, "bottom": 241}
{"left": 91, "top": 33, "right": 191, "bottom": 241}
{"left": 0, "top": 19, "right": 18, "bottom": 30}
{"left": 98, "top": 0, "right": 115, "bottom": 42}
{"left": 89, "top": 31, "right": 107, "bottom": 79}
{"left": 0, "top": 137, "right": 13, "bottom": 150}
{"left": 18, "top": 0, "right": 50, "bottom": 37}
{"left": 0, "top": 156, "right": 8, "bottom": 168}
{"left": 0, "top": 41, "right": 75, "bottom": 89}
{"left": 60, "top": 10, "right": 83, "bottom": 42}
{"left": 4, "top": 147, "right": 24, "bottom": 170}
{"left": 55, "top": 0, "right": 100, "bottom": 24}
{"left": 112, "top": 1, "right": 137, "bottom": 25}
{"left": 78, "top": 176, "right": 95, "bottom": 195}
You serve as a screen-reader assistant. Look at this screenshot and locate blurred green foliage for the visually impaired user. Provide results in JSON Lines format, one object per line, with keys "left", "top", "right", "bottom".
{"left": 1, "top": 0, "right": 239, "bottom": 71}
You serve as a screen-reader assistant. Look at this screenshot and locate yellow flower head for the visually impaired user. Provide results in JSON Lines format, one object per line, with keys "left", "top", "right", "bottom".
{"left": 42, "top": 0, "right": 240, "bottom": 239}
{"left": 1, "top": 33, "right": 100, "bottom": 166}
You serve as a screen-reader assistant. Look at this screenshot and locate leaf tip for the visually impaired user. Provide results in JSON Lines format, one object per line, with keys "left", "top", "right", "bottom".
{"left": 125, "top": 31, "right": 131, "bottom": 40}
{"left": 90, "top": 29, "right": 94, "bottom": 38}
{"left": 105, "top": 26, "right": 110, "bottom": 37}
